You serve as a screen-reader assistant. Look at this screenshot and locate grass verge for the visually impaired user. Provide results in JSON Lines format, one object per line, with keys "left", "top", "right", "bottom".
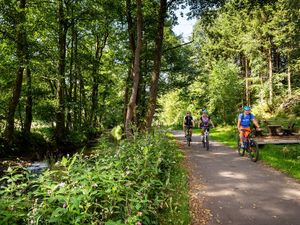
{"left": 208, "top": 126, "right": 300, "bottom": 181}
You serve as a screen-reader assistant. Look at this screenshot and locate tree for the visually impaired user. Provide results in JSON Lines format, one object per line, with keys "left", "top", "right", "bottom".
{"left": 3, "top": 0, "right": 29, "bottom": 144}
{"left": 125, "top": 0, "right": 143, "bottom": 137}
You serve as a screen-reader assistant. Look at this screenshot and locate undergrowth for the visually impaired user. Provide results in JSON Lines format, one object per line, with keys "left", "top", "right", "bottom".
{"left": 0, "top": 131, "right": 190, "bottom": 225}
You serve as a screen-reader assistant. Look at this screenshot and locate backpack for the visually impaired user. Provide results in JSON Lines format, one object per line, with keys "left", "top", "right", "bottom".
{"left": 240, "top": 113, "right": 254, "bottom": 121}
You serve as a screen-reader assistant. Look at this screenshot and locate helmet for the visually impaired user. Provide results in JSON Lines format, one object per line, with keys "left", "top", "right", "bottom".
{"left": 202, "top": 109, "right": 208, "bottom": 114}
{"left": 243, "top": 106, "right": 251, "bottom": 111}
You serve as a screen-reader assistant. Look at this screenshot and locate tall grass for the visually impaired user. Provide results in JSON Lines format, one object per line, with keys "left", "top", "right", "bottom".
{"left": 0, "top": 131, "right": 190, "bottom": 225}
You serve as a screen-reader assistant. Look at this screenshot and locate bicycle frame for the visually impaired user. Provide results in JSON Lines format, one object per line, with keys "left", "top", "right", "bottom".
{"left": 202, "top": 126, "right": 210, "bottom": 150}
{"left": 238, "top": 129, "right": 259, "bottom": 162}
{"left": 186, "top": 126, "right": 192, "bottom": 146}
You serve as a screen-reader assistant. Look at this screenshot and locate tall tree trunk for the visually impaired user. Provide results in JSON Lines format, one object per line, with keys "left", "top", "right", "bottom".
{"left": 66, "top": 18, "right": 75, "bottom": 132}
{"left": 73, "top": 29, "right": 79, "bottom": 129}
{"left": 259, "top": 73, "right": 264, "bottom": 104}
{"left": 55, "top": 0, "right": 67, "bottom": 143}
{"left": 245, "top": 58, "right": 250, "bottom": 105}
{"left": 4, "top": 0, "right": 27, "bottom": 144}
{"left": 123, "top": 69, "right": 131, "bottom": 127}
{"left": 268, "top": 39, "right": 273, "bottom": 105}
{"left": 145, "top": 0, "right": 167, "bottom": 129}
{"left": 125, "top": 0, "right": 143, "bottom": 137}
{"left": 23, "top": 68, "right": 32, "bottom": 135}
{"left": 90, "top": 32, "right": 109, "bottom": 127}
{"left": 287, "top": 56, "right": 292, "bottom": 98}
{"left": 79, "top": 71, "right": 86, "bottom": 128}
{"left": 124, "top": 0, "right": 136, "bottom": 127}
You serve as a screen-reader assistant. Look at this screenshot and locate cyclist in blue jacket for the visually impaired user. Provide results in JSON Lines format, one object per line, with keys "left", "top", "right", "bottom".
{"left": 237, "top": 106, "right": 261, "bottom": 147}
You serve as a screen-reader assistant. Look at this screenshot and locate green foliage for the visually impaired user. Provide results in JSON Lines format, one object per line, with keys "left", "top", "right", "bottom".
{"left": 158, "top": 90, "right": 189, "bottom": 126}
{"left": 0, "top": 131, "right": 190, "bottom": 224}
{"left": 111, "top": 125, "right": 123, "bottom": 141}
{"left": 208, "top": 59, "right": 242, "bottom": 124}
{"left": 209, "top": 126, "right": 237, "bottom": 148}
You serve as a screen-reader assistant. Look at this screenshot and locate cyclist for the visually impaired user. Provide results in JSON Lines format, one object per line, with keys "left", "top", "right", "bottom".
{"left": 183, "top": 111, "right": 194, "bottom": 139}
{"left": 199, "top": 109, "right": 215, "bottom": 138}
{"left": 237, "top": 106, "right": 261, "bottom": 147}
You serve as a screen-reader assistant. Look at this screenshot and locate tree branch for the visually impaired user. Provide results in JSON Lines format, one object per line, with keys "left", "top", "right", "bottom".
{"left": 163, "top": 39, "right": 194, "bottom": 53}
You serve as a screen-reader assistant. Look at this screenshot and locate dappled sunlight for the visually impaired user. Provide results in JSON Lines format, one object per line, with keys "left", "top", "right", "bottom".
{"left": 211, "top": 152, "right": 232, "bottom": 156}
{"left": 194, "top": 154, "right": 213, "bottom": 159}
{"left": 172, "top": 133, "right": 184, "bottom": 138}
{"left": 204, "top": 189, "right": 236, "bottom": 197}
{"left": 281, "top": 188, "right": 300, "bottom": 200}
{"left": 262, "top": 205, "right": 285, "bottom": 216}
{"left": 219, "top": 171, "right": 247, "bottom": 180}
{"left": 210, "top": 142, "right": 224, "bottom": 147}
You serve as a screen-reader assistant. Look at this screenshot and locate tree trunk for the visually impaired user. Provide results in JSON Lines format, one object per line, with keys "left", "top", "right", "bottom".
{"left": 287, "top": 60, "right": 292, "bottom": 98}
{"left": 66, "top": 18, "right": 75, "bottom": 132}
{"left": 145, "top": 0, "right": 167, "bottom": 129}
{"left": 124, "top": 0, "right": 135, "bottom": 127}
{"left": 260, "top": 73, "right": 264, "bottom": 104}
{"left": 73, "top": 29, "right": 79, "bottom": 130}
{"left": 268, "top": 38, "right": 273, "bottom": 105}
{"left": 55, "top": 0, "right": 67, "bottom": 143}
{"left": 90, "top": 32, "right": 109, "bottom": 127}
{"left": 245, "top": 58, "right": 250, "bottom": 105}
{"left": 23, "top": 68, "right": 32, "bottom": 135}
{"left": 4, "top": 0, "right": 27, "bottom": 144}
{"left": 79, "top": 71, "right": 86, "bottom": 128}
{"left": 123, "top": 69, "right": 131, "bottom": 127}
{"left": 125, "top": 0, "right": 143, "bottom": 137}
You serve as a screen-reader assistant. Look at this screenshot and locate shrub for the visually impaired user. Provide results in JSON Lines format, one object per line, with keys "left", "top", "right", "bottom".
{"left": 0, "top": 131, "right": 187, "bottom": 225}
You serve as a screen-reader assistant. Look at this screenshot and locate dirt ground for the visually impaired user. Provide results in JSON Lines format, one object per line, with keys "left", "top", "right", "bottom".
{"left": 173, "top": 131, "right": 300, "bottom": 225}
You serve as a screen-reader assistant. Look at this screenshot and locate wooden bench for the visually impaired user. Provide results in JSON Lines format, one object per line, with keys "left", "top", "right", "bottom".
{"left": 267, "top": 125, "right": 281, "bottom": 136}
{"left": 281, "top": 123, "right": 295, "bottom": 136}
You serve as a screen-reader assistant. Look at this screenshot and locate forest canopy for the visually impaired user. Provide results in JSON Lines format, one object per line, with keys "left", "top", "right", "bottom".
{"left": 0, "top": 0, "right": 299, "bottom": 153}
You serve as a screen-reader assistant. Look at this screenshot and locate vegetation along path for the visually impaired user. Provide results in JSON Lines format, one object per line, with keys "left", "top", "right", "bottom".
{"left": 173, "top": 131, "right": 300, "bottom": 225}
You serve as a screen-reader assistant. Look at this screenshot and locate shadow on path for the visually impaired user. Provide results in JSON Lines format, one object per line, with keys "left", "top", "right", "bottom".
{"left": 173, "top": 130, "right": 300, "bottom": 225}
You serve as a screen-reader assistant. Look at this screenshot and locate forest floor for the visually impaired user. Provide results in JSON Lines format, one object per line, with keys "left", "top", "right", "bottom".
{"left": 173, "top": 130, "right": 300, "bottom": 225}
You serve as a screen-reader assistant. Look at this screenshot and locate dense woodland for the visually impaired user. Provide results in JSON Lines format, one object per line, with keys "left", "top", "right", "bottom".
{"left": 1, "top": 0, "right": 300, "bottom": 224}
{"left": 0, "top": 0, "right": 300, "bottom": 155}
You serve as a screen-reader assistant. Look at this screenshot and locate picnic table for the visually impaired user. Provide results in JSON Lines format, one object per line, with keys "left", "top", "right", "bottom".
{"left": 267, "top": 125, "right": 281, "bottom": 136}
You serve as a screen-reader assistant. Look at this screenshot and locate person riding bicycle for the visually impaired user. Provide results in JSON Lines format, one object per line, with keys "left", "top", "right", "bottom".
{"left": 183, "top": 111, "right": 194, "bottom": 139}
{"left": 237, "top": 106, "right": 261, "bottom": 148}
{"left": 199, "top": 109, "right": 214, "bottom": 138}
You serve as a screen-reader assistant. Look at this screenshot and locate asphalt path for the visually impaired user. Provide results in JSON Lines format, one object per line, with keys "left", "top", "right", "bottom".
{"left": 173, "top": 131, "right": 300, "bottom": 225}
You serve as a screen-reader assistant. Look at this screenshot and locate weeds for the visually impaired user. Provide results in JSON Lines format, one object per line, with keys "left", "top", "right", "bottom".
{"left": 0, "top": 131, "right": 189, "bottom": 225}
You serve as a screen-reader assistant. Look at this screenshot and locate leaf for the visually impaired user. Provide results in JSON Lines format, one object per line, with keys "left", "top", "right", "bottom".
{"left": 105, "top": 220, "right": 126, "bottom": 225}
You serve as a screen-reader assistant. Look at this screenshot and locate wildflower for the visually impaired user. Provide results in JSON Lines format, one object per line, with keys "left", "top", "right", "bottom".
{"left": 58, "top": 182, "right": 66, "bottom": 188}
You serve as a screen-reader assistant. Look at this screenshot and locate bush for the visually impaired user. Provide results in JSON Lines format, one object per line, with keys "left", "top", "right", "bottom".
{"left": 0, "top": 131, "right": 188, "bottom": 225}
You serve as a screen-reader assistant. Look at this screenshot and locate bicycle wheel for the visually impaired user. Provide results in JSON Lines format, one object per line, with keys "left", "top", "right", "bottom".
{"left": 249, "top": 140, "right": 259, "bottom": 162}
{"left": 187, "top": 134, "right": 191, "bottom": 146}
{"left": 206, "top": 135, "right": 209, "bottom": 151}
{"left": 237, "top": 137, "right": 245, "bottom": 156}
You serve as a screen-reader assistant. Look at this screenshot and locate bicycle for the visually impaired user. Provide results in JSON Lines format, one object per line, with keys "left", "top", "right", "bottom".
{"left": 201, "top": 126, "right": 211, "bottom": 151}
{"left": 238, "top": 129, "right": 259, "bottom": 162}
{"left": 186, "top": 126, "right": 192, "bottom": 146}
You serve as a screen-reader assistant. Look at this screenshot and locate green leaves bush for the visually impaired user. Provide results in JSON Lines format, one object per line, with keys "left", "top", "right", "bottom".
{"left": 0, "top": 131, "right": 186, "bottom": 225}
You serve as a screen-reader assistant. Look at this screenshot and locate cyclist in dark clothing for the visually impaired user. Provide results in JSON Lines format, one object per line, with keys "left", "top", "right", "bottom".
{"left": 183, "top": 111, "right": 194, "bottom": 138}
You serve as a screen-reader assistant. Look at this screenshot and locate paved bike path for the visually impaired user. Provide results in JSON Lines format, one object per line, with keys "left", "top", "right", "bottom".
{"left": 173, "top": 131, "right": 300, "bottom": 225}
